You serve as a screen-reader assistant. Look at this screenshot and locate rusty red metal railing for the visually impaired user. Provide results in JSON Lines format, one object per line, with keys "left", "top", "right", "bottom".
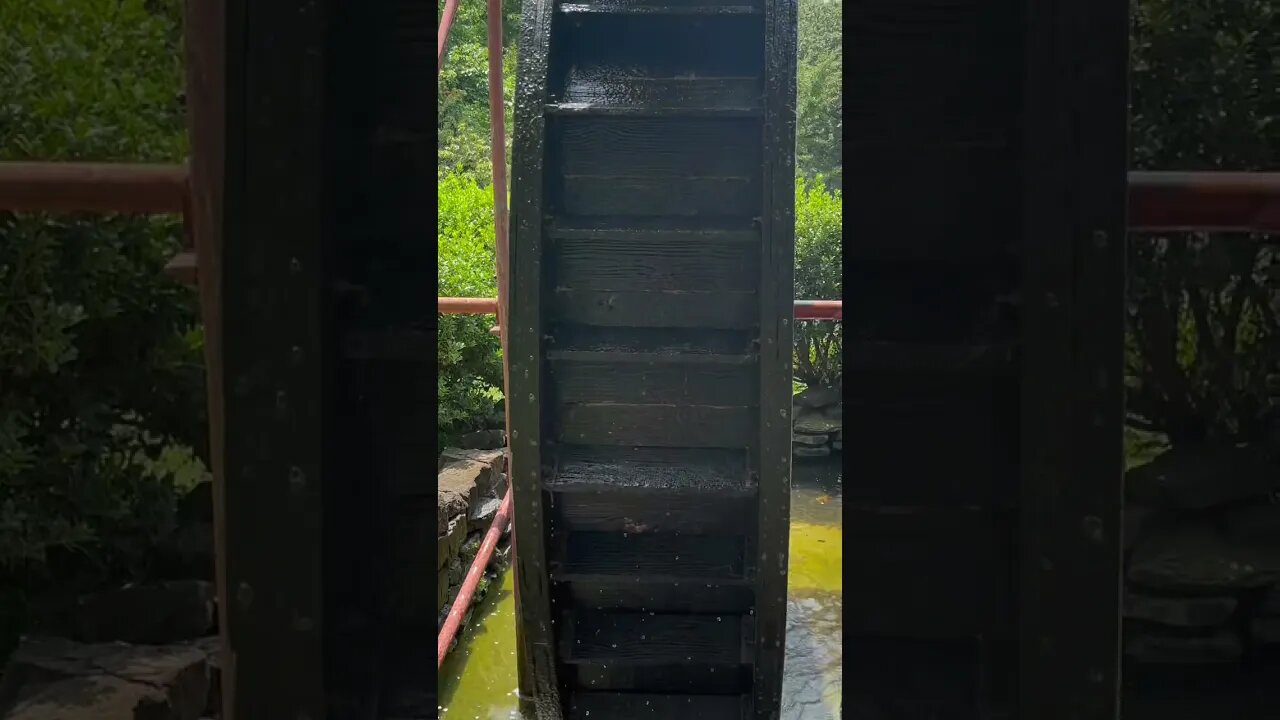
{"left": 438, "top": 487, "right": 513, "bottom": 667}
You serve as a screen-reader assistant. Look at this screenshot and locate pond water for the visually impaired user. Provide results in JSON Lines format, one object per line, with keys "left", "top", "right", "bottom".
{"left": 438, "top": 457, "right": 844, "bottom": 719}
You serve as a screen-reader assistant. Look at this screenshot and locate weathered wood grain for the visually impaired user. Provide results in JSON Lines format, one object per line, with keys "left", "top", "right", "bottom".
{"left": 560, "top": 174, "right": 760, "bottom": 217}
{"left": 556, "top": 117, "right": 760, "bottom": 177}
{"left": 558, "top": 532, "right": 747, "bottom": 580}
{"left": 217, "top": 0, "right": 329, "bottom": 717}
{"left": 568, "top": 693, "right": 746, "bottom": 720}
{"left": 563, "top": 611, "right": 747, "bottom": 664}
{"left": 558, "top": 578, "right": 756, "bottom": 613}
{"left": 551, "top": 359, "right": 757, "bottom": 405}
{"left": 552, "top": 289, "right": 758, "bottom": 329}
{"left": 843, "top": 506, "right": 1012, "bottom": 638}
{"left": 548, "top": 445, "right": 753, "bottom": 493}
{"left": 1017, "top": 0, "right": 1128, "bottom": 716}
{"left": 558, "top": 402, "right": 754, "bottom": 447}
{"left": 551, "top": 237, "right": 760, "bottom": 291}
{"left": 552, "top": 489, "right": 755, "bottom": 533}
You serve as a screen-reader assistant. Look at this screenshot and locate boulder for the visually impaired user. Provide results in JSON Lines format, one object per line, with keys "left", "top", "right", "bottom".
{"left": 1125, "top": 443, "right": 1276, "bottom": 510}
{"left": 793, "top": 445, "right": 831, "bottom": 458}
{"left": 1128, "top": 520, "right": 1280, "bottom": 591}
{"left": 437, "top": 515, "right": 467, "bottom": 570}
{"left": 1122, "top": 591, "right": 1238, "bottom": 628}
{"left": 795, "top": 385, "right": 840, "bottom": 409}
{"left": 437, "top": 460, "right": 484, "bottom": 534}
{"left": 0, "top": 636, "right": 215, "bottom": 720}
{"left": 73, "top": 581, "right": 215, "bottom": 645}
{"left": 468, "top": 497, "right": 503, "bottom": 533}
{"left": 437, "top": 565, "right": 451, "bottom": 612}
{"left": 459, "top": 429, "right": 505, "bottom": 450}
{"left": 793, "top": 432, "right": 830, "bottom": 447}
{"left": 1124, "top": 626, "right": 1243, "bottom": 664}
{"left": 794, "top": 407, "right": 841, "bottom": 434}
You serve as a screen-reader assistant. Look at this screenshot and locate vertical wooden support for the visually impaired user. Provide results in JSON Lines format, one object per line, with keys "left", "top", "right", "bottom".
{"left": 1018, "top": 0, "right": 1129, "bottom": 717}
{"left": 753, "top": 0, "right": 798, "bottom": 716}
{"left": 216, "top": 0, "right": 331, "bottom": 716}
{"left": 182, "top": 0, "right": 229, "bottom": 713}
{"left": 508, "top": 0, "right": 560, "bottom": 713}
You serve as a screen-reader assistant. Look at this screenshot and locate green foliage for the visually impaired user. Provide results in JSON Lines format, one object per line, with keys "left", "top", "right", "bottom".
{"left": 438, "top": 0, "right": 520, "bottom": 182}
{"left": 793, "top": 178, "right": 842, "bottom": 386}
{"left": 0, "top": 0, "right": 203, "bottom": 602}
{"left": 438, "top": 174, "right": 504, "bottom": 445}
{"left": 1127, "top": 0, "right": 1280, "bottom": 444}
{"left": 796, "top": 0, "right": 842, "bottom": 188}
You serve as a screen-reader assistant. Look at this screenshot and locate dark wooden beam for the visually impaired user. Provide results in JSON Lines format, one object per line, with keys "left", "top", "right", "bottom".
{"left": 215, "top": 0, "right": 331, "bottom": 716}
{"left": 1018, "top": 0, "right": 1128, "bottom": 717}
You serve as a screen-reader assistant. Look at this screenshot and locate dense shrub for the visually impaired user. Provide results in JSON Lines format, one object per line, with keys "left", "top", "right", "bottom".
{"left": 1127, "top": 0, "right": 1280, "bottom": 444}
{"left": 793, "top": 178, "right": 842, "bottom": 386}
{"left": 0, "top": 0, "right": 204, "bottom": 650}
{"left": 437, "top": 174, "right": 504, "bottom": 445}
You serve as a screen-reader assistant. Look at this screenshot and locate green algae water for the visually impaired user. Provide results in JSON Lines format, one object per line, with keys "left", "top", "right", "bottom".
{"left": 439, "top": 459, "right": 844, "bottom": 718}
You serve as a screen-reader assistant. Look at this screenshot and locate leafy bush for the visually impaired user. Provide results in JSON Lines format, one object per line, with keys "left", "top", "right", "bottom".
{"left": 1127, "top": 0, "right": 1280, "bottom": 445}
{"left": 793, "top": 178, "right": 842, "bottom": 386}
{"left": 0, "top": 0, "right": 204, "bottom": 642}
{"left": 438, "top": 174, "right": 504, "bottom": 445}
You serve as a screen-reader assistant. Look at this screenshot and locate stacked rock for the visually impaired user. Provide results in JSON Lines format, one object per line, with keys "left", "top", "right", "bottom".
{"left": 793, "top": 385, "right": 842, "bottom": 458}
{"left": 436, "top": 442, "right": 509, "bottom": 624}
{"left": 1123, "top": 443, "right": 1280, "bottom": 666}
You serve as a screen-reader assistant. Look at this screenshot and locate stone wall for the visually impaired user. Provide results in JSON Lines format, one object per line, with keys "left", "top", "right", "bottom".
{"left": 0, "top": 482, "right": 221, "bottom": 720}
{"left": 437, "top": 439, "right": 510, "bottom": 628}
{"left": 1124, "top": 443, "right": 1280, "bottom": 667}
{"left": 793, "top": 385, "right": 842, "bottom": 458}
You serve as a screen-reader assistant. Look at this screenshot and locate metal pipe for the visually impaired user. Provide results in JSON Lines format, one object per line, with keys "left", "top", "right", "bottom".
{"left": 437, "top": 487, "right": 513, "bottom": 668}
{"left": 0, "top": 161, "right": 187, "bottom": 213}
{"left": 1128, "top": 171, "right": 1280, "bottom": 233}
{"left": 439, "top": 296, "right": 499, "bottom": 314}
{"left": 794, "top": 299, "right": 843, "bottom": 321}
{"left": 437, "top": 0, "right": 462, "bottom": 76}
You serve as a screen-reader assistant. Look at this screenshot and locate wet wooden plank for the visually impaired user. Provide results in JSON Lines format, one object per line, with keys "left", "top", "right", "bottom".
{"left": 552, "top": 490, "right": 755, "bottom": 534}
{"left": 558, "top": 403, "right": 754, "bottom": 447}
{"left": 570, "top": 662, "right": 753, "bottom": 694}
{"left": 552, "top": 289, "right": 757, "bottom": 329}
{"left": 564, "top": 611, "right": 746, "bottom": 664}
{"left": 550, "top": 359, "right": 756, "bottom": 404}
{"left": 557, "top": 117, "right": 760, "bottom": 177}
{"left": 508, "top": 0, "right": 562, "bottom": 705}
{"left": 569, "top": 692, "right": 746, "bottom": 720}
{"left": 558, "top": 72, "right": 761, "bottom": 114}
{"left": 551, "top": 237, "right": 760, "bottom": 291}
{"left": 549, "top": 326, "right": 756, "bottom": 355}
{"left": 548, "top": 445, "right": 753, "bottom": 493}
{"left": 560, "top": 174, "right": 760, "bottom": 217}
{"left": 557, "top": 532, "right": 747, "bottom": 580}
{"left": 553, "top": 14, "right": 765, "bottom": 78}
{"left": 558, "top": 578, "right": 756, "bottom": 613}
{"left": 547, "top": 215, "right": 758, "bottom": 243}
{"left": 751, "top": 0, "right": 797, "bottom": 716}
